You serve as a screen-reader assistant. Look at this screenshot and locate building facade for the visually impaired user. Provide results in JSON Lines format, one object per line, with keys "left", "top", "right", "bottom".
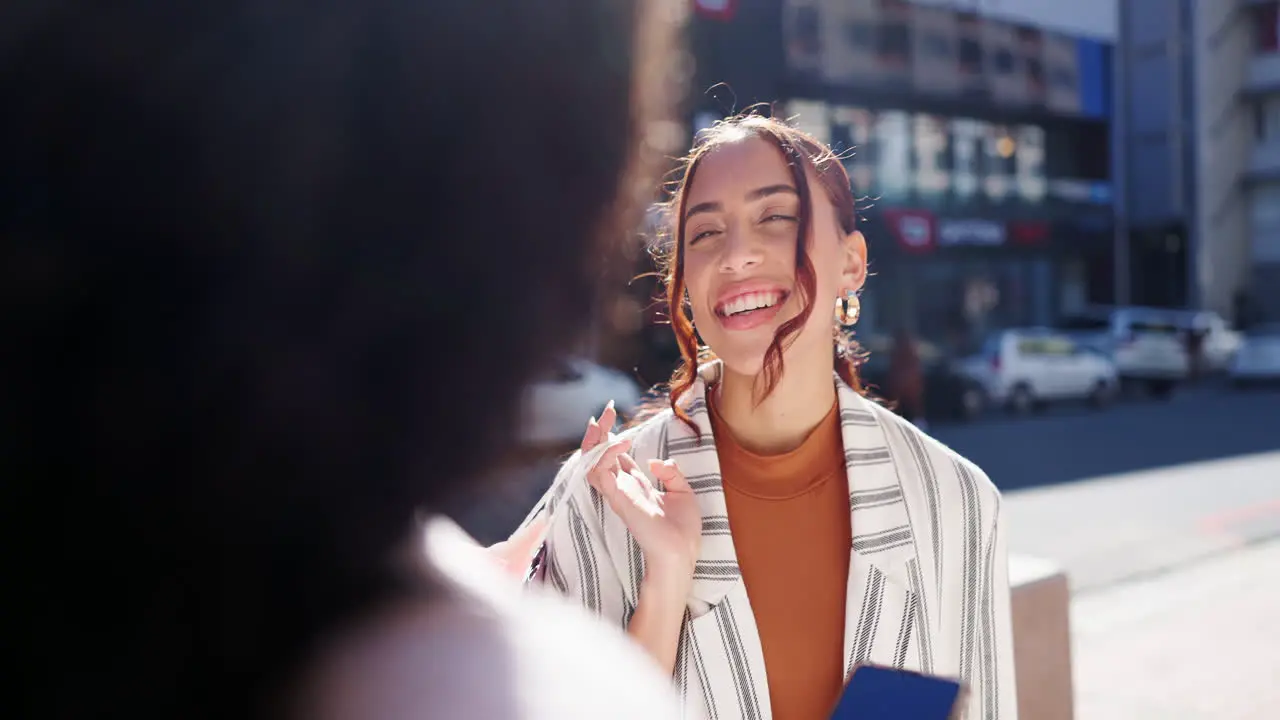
{"left": 686, "top": 0, "right": 1117, "bottom": 355}
{"left": 1118, "top": 0, "right": 1280, "bottom": 323}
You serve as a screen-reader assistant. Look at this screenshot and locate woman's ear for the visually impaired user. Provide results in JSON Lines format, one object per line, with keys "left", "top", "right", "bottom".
{"left": 842, "top": 230, "right": 868, "bottom": 293}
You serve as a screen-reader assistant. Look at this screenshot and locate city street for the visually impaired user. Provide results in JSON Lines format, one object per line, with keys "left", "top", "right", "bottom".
{"left": 939, "top": 386, "right": 1280, "bottom": 720}
{"left": 931, "top": 384, "right": 1280, "bottom": 591}
{"left": 930, "top": 384, "right": 1280, "bottom": 492}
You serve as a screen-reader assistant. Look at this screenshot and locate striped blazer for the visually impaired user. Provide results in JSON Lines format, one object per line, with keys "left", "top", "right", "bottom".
{"left": 527, "top": 362, "right": 1017, "bottom": 719}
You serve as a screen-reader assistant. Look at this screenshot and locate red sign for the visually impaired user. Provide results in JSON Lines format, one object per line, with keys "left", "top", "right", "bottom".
{"left": 883, "top": 208, "right": 937, "bottom": 254}
{"left": 1008, "top": 221, "right": 1050, "bottom": 246}
{"left": 694, "top": 0, "right": 739, "bottom": 22}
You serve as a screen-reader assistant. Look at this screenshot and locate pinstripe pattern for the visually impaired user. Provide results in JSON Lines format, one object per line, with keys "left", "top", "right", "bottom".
{"left": 894, "top": 591, "right": 916, "bottom": 669}
{"left": 674, "top": 611, "right": 691, "bottom": 704}
{"left": 715, "top": 600, "right": 763, "bottom": 720}
{"left": 896, "top": 421, "right": 945, "bottom": 598}
{"left": 685, "top": 622, "right": 718, "bottom": 720}
{"left": 531, "top": 361, "right": 1017, "bottom": 719}
{"left": 957, "top": 459, "right": 981, "bottom": 683}
{"left": 906, "top": 557, "right": 935, "bottom": 674}
{"left": 624, "top": 532, "right": 644, "bottom": 625}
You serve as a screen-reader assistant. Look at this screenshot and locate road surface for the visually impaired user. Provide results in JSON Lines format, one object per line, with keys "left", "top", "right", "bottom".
{"left": 930, "top": 383, "right": 1279, "bottom": 491}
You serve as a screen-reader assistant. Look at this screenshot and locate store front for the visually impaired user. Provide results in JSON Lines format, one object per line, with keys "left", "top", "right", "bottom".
{"left": 860, "top": 208, "right": 1113, "bottom": 358}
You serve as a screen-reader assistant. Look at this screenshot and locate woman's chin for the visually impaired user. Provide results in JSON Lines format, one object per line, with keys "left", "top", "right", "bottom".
{"left": 709, "top": 327, "right": 836, "bottom": 383}
{"left": 709, "top": 350, "right": 767, "bottom": 379}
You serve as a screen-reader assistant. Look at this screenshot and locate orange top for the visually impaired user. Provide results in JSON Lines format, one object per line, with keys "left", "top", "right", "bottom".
{"left": 708, "top": 391, "right": 852, "bottom": 720}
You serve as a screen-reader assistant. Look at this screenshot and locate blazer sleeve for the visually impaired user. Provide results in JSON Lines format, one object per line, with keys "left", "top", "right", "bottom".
{"left": 540, "top": 452, "right": 636, "bottom": 631}
{"left": 964, "top": 492, "right": 1019, "bottom": 720}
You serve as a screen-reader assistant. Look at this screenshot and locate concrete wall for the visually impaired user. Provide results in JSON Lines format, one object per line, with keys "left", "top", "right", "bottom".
{"left": 1010, "top": 556, "right": 1075, "bottom": 720}
{"left": 819, "top": 0, "right": 883, "bottom": 85}
{"left": 1120, "top": 0, "right": 1186, "bottom": 226}
{"left": 909, "top": 0, "right": 1117, "bottom": 41}
{"left": 1120, "top": 0, "right": 1270, "bottom": 317}
{"left": 911, "top": 3, "right": 962, "bottom": 96}
{"left": 1191, "top": 0, "right": 1254, "bottom": 316}
{"left": 1043, "top": 31, "right": 1083, "bottom": 115}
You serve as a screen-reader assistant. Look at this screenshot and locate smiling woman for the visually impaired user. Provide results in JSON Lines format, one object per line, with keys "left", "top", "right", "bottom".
{"left": 518, "top": 112, "right": 1019, "bottom": 720}
{"left": 664, "top": 115, "right": 869, "bottom": 424}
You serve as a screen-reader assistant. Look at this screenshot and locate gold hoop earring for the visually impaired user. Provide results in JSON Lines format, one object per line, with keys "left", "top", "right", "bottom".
{"left": 835, "top": 291, "right": 860, "bottom": 326}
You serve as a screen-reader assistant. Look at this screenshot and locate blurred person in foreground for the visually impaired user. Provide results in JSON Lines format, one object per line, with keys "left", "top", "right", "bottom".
{"left": 2, "top": 2, "right": 687, "bottom": 718}
{"left": 519, "top": 114, "right": 1016, "bottom": 719}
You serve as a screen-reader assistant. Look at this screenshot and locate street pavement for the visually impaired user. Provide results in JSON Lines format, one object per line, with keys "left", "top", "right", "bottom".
{"left": 1070, "top": 539, "right": 1280, "bottom": 720}
{"left": 929, "top": 383, "right": 1280, "bottom": 591}
{"left": 997, "top": 449, "right": 1280, "bottom": 592}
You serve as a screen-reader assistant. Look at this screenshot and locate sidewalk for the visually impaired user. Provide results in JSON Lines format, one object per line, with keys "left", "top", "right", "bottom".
{"left": 1070, "top": 539, "right": 1280, "bottom": 719}
{"left": 1002, "top": 450, "right": 1280, "bottom": 593}
{"left": 1000, "top": 450, "right": 1280, "bottom": 719}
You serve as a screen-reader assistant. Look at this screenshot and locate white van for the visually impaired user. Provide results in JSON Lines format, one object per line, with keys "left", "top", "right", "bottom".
{"left": 1056, "top": 306, "right": 1190, "bottom": 398}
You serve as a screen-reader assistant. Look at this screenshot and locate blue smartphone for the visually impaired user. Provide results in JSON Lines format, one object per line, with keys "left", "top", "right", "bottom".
{"left": 830, "top": 665, "right": 965, "bottom": 720}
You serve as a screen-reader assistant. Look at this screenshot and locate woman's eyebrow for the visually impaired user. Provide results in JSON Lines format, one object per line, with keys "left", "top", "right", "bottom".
{"left": 684, "top": 184, "right": 798, "bottom": 220}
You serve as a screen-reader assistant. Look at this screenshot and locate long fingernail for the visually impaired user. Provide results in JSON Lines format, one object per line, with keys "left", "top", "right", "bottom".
{"left": 606, "top": 399, "right": 615, "bottom": 411}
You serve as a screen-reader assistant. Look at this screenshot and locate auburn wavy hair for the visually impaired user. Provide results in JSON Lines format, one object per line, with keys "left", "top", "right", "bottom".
{"left": 653, "top": 112, "right": 871, "bottom": 435}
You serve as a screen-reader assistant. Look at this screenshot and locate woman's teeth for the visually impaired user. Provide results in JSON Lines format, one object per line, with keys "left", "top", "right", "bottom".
{"left": 720, "top": 292, "right": 782, "bottom": 317}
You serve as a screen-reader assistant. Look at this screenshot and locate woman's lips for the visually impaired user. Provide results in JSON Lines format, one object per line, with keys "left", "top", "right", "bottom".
{"left": 716, "top": 290, "right": 784, "bottom": 317}
{"left": 714, "top": 290, "right": 789, "bottom": 331}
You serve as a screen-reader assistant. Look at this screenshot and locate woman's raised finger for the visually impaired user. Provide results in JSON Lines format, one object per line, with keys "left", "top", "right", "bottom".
{"left": 598, "top": 400, "right": 617, "bottom": 435}
{"left": 581, "top": 415, "right": 602, "bottom": 452}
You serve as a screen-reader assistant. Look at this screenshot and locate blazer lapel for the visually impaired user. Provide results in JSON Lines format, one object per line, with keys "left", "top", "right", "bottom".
{"left": 835, "top": 381, "right": 922, "bottom": 679}
{"left": 663, "top": 362, "right": 770, "bottom": 720}
{"left": 661, "top": 365, "right": 924, "bottom": 718}
{"left": 663, "top": 364, "right": 741, "bottom": 609}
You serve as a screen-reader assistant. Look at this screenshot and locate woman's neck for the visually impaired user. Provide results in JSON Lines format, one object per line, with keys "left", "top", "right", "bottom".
{"left": 714, "top": 356, "right": 837, "bottom": 456}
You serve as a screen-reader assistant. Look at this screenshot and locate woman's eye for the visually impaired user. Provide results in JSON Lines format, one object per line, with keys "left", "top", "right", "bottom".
{"left": 763, "top": 214, "right": 798, "bottom": 224}
{"left": 690, "top": 228, "right": 720, "bottom": 244}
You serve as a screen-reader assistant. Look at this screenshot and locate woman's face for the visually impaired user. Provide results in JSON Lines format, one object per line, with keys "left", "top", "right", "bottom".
{"left": 681, "top": 134, "right": 866, "bottom": 376}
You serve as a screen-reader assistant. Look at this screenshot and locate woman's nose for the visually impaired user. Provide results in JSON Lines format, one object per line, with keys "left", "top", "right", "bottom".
{"left": 718, "top": 230, "right": 763, "bottom": 273}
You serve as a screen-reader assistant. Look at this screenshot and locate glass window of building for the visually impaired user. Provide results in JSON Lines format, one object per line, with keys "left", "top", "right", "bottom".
{"left": 1255, "top": 95, "right": 1280, "bottom": 142}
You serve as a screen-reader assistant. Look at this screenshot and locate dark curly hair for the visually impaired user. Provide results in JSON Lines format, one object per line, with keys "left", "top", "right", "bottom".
{"left": 1, "top": 1, "right": 683, "bottom": 717}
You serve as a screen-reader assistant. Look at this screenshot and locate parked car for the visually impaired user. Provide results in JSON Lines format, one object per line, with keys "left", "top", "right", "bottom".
{"left": 1228, "top": 324, "right": 1280, "bottom": 387}
{"left": 955, "top": 328, "right": 1119, "bottom": 415}
{"left": 1057, "top": 306, "right": 1189, "bottom": 399}
{"left": 519, "top": 357, "right": 644, "bottom": 449}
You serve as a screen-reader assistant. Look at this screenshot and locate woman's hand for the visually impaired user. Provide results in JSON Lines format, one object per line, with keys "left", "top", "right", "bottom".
{"left": 584, "top": 404, "right": 701, "bottom": 578}
{"left": 585, "top": 401, "right": 699, "bottom": 674}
